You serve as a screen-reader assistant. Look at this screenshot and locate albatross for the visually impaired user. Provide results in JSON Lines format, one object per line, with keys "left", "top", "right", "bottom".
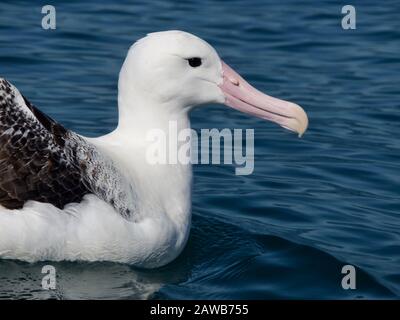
{"left": 0, "top": 31, "right": 308, "bottom": 268}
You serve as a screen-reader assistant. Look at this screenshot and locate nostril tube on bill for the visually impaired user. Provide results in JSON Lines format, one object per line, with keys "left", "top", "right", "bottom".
{"left": 229, "top": 77, "right": 239, "bottom": 86}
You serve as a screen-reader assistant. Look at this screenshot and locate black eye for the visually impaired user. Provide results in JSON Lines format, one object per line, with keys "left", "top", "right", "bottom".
{"left": 187, "top": 57, "right": 202, "bottom": 67}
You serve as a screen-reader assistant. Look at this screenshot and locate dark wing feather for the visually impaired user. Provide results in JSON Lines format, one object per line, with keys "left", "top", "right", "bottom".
{"left": 0, "top": 78, "right": 135, "bottom": 218}
{"left": 0, "top": 78, "right": 89, "bottom": 209}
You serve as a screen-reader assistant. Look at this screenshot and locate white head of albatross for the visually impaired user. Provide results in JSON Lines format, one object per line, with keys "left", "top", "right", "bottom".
{"left": 116, "top": 30, "right": 307, "bottom": 137}
{"left": 0, "top": 30, "right": 308, "bottom": 268}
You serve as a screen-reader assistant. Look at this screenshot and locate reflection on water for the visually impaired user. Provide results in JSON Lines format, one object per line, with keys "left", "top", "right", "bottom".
{"left": 0, "top": 258, "right": 189, "bottom": 299}
{"left": 0, "top": 261, "right": 163, "bottom": 299}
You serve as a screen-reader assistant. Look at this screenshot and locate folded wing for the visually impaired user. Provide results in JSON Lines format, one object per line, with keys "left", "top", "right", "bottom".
{"left": 0, "top": 78, "right": 135, "bottom": 218}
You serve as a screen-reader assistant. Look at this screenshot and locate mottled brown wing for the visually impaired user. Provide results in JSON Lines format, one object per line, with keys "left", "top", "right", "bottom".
{"left": 0, "top": 78, "right": 89, "bottom": 209}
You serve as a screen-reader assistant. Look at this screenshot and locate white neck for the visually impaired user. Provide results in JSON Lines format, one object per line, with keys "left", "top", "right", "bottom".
{"left": 117, "top": 87, "right": 191, "bottom": 140}
{"left": 88, "top": 79, "right": 193, "bottom": 238}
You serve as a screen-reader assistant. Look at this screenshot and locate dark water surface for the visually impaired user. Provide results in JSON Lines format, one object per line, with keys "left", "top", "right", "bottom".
{"left": 0, "top": 0, "right": 399, "bottom": 299}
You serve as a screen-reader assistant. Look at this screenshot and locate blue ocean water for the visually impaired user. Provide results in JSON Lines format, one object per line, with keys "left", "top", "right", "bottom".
{"left": 0, "top": 0, "right": 399, "bottom": 299}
